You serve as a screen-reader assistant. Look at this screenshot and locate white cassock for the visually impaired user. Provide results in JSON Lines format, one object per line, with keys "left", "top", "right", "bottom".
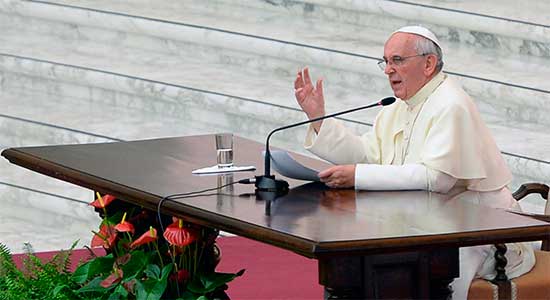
{"left": 304, "top": 71, "right": 535, "bottom": 299}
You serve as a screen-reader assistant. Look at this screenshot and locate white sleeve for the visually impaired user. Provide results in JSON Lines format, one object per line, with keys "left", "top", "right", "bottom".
{"left": 426, "top": 167, "right": 458, "bottom": 193}
{"left": 355, "top": 163, "right": 457, "bottom": 193}
{"left": 304, "top": 119, "right": 381, "bottom": 165}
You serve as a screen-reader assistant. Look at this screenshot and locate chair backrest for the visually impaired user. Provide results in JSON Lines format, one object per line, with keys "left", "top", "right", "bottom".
{"left": 512, "top": 183, "right": 550, "bottom": 251}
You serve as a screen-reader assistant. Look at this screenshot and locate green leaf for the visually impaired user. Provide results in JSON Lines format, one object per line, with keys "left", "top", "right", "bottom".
{"left": 136, "top": 280, "right": 163, "bottom": 300}
{"left": 160, "top": 264, "right": 173, "bottom": 280}
{"left": 135, "top": 280, "right": 146, "bottom": 300}
{"left": 135, "top": 272, "right": 170, "bottom": 300}
{"left": 121, "top": 250, "right": 148, "bottom": 280}
{"left": 148, "top": 279, "right": 168, "bottom": 300}
{"left": 114, "top": 283, "right": 129, "bottom": 297}
{"left": 107, "top": 293, "right": 120, "bottom": 300}
{"left": 88, "top": 254, "right": 115, "bottom": 278}
{"left": 76, "top": 277, "right": 108, "bottom": 293}
{"left": 72, "top": 261, "right": 92, "bottom": 284}
{"left": 52, "top": 284, "right": 69, "bottom": 296}
{"left": 144, "top": 264, "right": 161, "bottom": 280}
{"left": 176, "top": 290, "right": 201, "bottom": 300}
{"left": 187, "top": 270, "right": 245, "bottom": 294}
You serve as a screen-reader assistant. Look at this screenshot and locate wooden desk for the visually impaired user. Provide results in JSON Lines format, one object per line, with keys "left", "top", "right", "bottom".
{"left": 3, "top": 135, "right": 550, "bottom": 299}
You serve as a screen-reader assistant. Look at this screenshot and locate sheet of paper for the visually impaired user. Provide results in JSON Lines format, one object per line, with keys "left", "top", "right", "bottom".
{"left": 268, "top": 150, "right": 320, "bottom": 181}
{"left": 192, "top": 165, "right": 256, "bottom": 175}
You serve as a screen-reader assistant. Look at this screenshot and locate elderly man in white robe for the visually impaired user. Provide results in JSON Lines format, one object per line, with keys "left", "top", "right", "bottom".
{"left": 294, "top": 26, "right": 535, "bottom": 299}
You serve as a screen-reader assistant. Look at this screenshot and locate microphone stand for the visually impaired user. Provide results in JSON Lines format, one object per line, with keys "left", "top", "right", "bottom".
{"left": 255, "top": 97, "right": 396, "bottom": 215}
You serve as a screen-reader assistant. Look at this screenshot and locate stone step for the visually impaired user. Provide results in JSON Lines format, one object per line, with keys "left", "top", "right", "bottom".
{"left": 2, "top": 0, "right": 549, "bottom": 127}
{"left": 403, "top": 0, "right": 550, "bottom": 26}
{"left": 215, "top": 0, "right": 550, "bottom": 57}
{"left": 0, "top": 8, "right": 387, "bottom": 123}
{"left": 0, "top": 182, "right": 100, "bottom": 252}
{"left": 1, "top": 58, "right": 549, "bottom": 192}
{"left": 0, "top": 10, "right": 547, "bottom": 163}
{"left": 0, "top": 170, "right": 95, "bottom": 219}
{"left": 0, "top": 143, "right": 96, "bottom": 239}
{"left": 33, "top": 0, "right": 550, "bottom": 56}
{"left": 0, "top": 1, "right": 548, "bottom": 194}
{"left": 0, "top": 65, "right": 315, "bottom": 152}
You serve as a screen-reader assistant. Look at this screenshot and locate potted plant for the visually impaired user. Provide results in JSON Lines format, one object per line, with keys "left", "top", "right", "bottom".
{"left": 75, "top": 193, "right": 244, "bottom": 299}
{"left": 0, "top": 193, "right": 244, "bottom": 300}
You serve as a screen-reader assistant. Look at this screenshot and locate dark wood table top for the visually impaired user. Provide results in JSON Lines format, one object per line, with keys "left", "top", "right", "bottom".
{"left": 3, "top": 135, "right": 549, "bottom": 258}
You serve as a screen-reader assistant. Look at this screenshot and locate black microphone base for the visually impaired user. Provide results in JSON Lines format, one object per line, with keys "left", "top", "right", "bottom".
{"left": 254, "top": 175, "right": 289, "bottom": 216}
{"left": 254, "top": 175, "right": 289, "bottom": 195}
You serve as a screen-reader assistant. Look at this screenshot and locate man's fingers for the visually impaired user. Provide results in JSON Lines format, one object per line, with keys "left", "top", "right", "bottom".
{"left": 303, "top": 83, "right": 314, "bottom": 95}
{"left": 325, "top": 180, "right": 340, "bottom": 188}
{"left": 303, "top": 67, "right": 313, "bottom": 86}
{"left": 294, "top": 71, "right": 304, "bottom": 90}
{"left": 318, "top": 167, "right": 335, "bottom": 179}
{"left": 316, "top": 79, "right": 324, "bottom": 98}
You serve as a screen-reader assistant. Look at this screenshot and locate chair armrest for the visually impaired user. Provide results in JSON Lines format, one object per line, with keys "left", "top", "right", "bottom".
{"left": 513, "top": 183, "right": 549, "bottom": 201}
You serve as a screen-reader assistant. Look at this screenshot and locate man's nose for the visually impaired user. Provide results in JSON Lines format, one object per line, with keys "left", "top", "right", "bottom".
{"left": 384, "top": 63, "right": 395, "bottom": 75}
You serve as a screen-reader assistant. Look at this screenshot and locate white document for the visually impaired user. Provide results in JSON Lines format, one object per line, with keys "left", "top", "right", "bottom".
{"left": 268, "top": 150, "right": 320, "bottom": 182}
{"left": 192, "top": 165, "right": 256, "bottom": 175}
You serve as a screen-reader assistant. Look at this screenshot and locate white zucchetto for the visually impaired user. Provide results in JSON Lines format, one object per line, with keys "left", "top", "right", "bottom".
{"left": 393, "top": 25, "right": 442, "bottom": 49}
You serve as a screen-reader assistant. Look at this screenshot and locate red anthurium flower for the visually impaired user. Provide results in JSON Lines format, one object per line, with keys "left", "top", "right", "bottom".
{"left": 115, "top": 253, "right": 131, "bottom": 266}
{"left": 170, "top": 269, "right": 190, "bottom": 283}
{"left": 114, "top": 212, "right": 135, "bottom": 234}
{"left": 100, "top": 268, "right": 123, "bottom": 288}
{"left": 163, "top": 219, "right": 198, "bottom": 247}
{"left": 90, "top": 192, "right": 116, "bottom": 208}
{"left": 130, "top": 227, "right": 158, "bottom": 248}
{"left": 91, "top": 224, "right": 117, "bottom": 249}
{"left": 123, "top": 279, "right": 136, "bottom": 294}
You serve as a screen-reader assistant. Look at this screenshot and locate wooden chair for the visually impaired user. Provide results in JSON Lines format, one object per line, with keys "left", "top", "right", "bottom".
{"left": 468, "top": 183, "right": 550, "bottom": 300}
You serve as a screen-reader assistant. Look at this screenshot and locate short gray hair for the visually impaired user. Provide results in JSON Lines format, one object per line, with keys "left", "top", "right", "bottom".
{"left": 415, "top": 37, "right": 444, "bottom": 72}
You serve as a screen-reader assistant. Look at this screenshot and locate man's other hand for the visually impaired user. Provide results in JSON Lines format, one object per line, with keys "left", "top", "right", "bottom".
{"left": 294, "top": 67, "right": 325, "bottom": 132}
{"left": 319, "top": 165, "right": 356, "bottom": 188}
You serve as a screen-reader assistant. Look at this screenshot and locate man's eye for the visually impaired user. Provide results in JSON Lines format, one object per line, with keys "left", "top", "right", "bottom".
{"left": 392, "top": 56, "right": 403, "bottom": 63}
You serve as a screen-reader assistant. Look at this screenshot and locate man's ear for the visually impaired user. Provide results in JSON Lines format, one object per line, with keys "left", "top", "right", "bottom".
{"left": 424, "top": 54, "right": 438, "bottom": 76}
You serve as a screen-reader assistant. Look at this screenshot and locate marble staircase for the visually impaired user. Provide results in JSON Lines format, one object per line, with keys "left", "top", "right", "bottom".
{"left": 1, "top": 0, "right": 549, "bottom": 251}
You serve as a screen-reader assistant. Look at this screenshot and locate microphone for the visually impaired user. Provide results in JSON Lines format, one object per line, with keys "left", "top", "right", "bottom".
{"left": 255, "top": 96, "right": 396, "bottom": 196}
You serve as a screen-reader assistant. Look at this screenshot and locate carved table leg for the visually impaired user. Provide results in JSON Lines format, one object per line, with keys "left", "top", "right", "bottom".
{"left": 491, "top": 243, "right": 511, "bottom": 300}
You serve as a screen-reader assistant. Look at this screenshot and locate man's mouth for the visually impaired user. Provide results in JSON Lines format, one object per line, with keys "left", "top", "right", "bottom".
{"left": 391, "top": 79, "right": 402, "bottom": 87}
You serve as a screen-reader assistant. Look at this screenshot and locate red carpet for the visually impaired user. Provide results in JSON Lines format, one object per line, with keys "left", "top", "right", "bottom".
{"left": 12, "top": 236, "right": 323, "bottom": 299}
{"left": 216, "top": 236, "right": 323, "bottom": 300}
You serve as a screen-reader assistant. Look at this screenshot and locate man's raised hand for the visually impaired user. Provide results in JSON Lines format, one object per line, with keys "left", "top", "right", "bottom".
{"left": 294, "top": 67, "right": 325, "bottom": 132}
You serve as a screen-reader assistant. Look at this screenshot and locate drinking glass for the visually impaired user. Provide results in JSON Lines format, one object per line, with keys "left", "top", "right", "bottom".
{"left": 215, "top": 133, "right": 233, "bottom": 168}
